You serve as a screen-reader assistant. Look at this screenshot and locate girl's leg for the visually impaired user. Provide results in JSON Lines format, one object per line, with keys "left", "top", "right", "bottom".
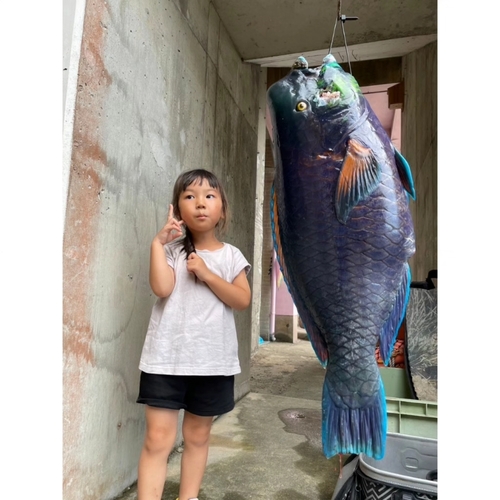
{"left": 138, "top": 406, "right": 179, "bottom": 500}
{"left": 178, "top": 411, "right": 214, "bottom": 500}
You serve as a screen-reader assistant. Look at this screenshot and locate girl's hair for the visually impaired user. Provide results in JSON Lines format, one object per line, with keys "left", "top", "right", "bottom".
{"left": 171, "top": 169, "right": 230, "bottom": 257}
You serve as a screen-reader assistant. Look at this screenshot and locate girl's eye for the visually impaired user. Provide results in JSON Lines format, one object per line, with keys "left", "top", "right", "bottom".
{"left": 207, "top": 194, "right": 215, "bottom": 199}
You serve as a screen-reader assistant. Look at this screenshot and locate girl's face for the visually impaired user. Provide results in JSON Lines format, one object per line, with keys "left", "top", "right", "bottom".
{"left": 177, "top": 179, "right": 224, "bottom": 233}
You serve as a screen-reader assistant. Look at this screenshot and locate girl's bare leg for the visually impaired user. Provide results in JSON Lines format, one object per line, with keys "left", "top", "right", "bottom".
{"left": 138, "top": 406, "right": 179, "bottom": 500}
{"left": 178, "top": 412, "right": 213, "bottom": 500}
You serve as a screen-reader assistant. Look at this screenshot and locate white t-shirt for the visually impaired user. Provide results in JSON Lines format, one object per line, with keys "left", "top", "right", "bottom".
{"left": 139, "top": 241, "right": 251, "bottom": 376}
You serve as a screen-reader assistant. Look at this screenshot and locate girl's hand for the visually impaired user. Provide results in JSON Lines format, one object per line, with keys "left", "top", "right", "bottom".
{"left": 186, "top": 252, "right": 212, "bottom": 282}
{"left": 154, "top": 204, "right": 184, "bottom": 245}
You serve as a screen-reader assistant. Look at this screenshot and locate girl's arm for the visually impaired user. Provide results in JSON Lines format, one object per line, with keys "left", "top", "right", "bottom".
{"left": 204, "top": 269, "right": 251, "bottom": 311}
{"left": 149, "top": 237, "right": 175, "bottom": 298}
{"left": 149, "top": 205, "right": 184, "bottom": 298}
{"left": 187, "top": 253, "right": 251, "bottom": 310}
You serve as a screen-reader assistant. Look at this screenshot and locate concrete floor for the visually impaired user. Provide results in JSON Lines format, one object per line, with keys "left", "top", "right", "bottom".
{"left": 117, "top": 338, "right": 343, "bottom": 500}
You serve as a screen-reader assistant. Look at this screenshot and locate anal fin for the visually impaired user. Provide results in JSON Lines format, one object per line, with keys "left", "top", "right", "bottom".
{"left": 378, "top": 264, "right": 411, "bottom": 364}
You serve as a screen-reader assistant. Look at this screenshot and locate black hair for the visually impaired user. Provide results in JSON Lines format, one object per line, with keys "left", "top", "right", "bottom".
{"left": 171, "top": 169, "right": 229, "bottom": 258}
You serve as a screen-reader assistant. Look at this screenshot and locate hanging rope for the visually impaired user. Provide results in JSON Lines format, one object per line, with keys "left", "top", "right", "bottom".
{"left": 327, "top": 0, "right": 342, "bottom": 55}
{"left": 327, "top": 0, "right": 358, "bottom": 74}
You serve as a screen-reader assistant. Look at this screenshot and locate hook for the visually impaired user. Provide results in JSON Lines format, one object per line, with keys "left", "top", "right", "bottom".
{"left": 340, "top": 15, "right": 359, "bottom": 23}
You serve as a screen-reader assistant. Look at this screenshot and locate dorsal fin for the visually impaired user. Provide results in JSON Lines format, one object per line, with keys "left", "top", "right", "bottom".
{"left": 393, "top": 147, "right": 416, "bottom": 200}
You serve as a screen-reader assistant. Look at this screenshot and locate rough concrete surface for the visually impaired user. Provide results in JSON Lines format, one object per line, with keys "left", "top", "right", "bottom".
{"left": 249, "top": 336, "right": 324, "bottom": 402}
{"left": 63, "top": 0, "right": 265, "bottom": 497}
{"left": 116, "top": 338, "right": 342, "bottom": 500}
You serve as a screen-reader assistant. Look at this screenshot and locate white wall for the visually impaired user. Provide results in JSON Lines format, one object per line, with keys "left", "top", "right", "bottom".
{"left": 63, "top": 0, "right": 86, "bottom": 223}
{"left": 62, "top": 1, "right": 265, "bottom": 498}
{"left": 63, "top": 0, "right": 78, "bottom": 112}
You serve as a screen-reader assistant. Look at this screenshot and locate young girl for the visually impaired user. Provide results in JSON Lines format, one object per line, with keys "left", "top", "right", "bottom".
{"left": 136, "top": 169, "right": 251, "bottom": 500}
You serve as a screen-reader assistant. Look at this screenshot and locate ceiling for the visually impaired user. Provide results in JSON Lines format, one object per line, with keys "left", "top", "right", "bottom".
{"left": 212, "top": 0, "right": 437, "bottom": 142}
{"left": 212, "top": 0, "right": 437, "bottom": 68}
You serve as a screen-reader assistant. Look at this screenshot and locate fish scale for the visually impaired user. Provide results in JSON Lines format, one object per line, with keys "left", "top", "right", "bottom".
{"left": 268, "top": 54, "right": 415, "bottom": 459}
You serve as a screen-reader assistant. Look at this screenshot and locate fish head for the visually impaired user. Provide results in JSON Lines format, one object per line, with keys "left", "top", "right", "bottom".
{"left": 267, "top": 54, "right": 364, "bottom": 158}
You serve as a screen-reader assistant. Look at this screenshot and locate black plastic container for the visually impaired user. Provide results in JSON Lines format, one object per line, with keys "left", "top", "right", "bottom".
{"left": 332, "top": 433, "right": 437, "bottom": 499}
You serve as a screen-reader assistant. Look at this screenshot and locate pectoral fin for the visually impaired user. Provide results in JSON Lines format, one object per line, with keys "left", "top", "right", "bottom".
{"left": 335, "top": 139, "right": 381, "bottom": 224}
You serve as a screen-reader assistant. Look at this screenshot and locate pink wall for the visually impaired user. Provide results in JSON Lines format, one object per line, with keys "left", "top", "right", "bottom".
{"left": 272, "top": 254, "right": 296, "bottom": 316}
{"left": 276, "top": 276, "right": 295, "bottom": 315}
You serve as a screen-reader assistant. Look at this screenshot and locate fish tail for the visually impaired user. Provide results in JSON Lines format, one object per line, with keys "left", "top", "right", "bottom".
{"left": 322, "top": 374, "right": 387, "bottom": 460}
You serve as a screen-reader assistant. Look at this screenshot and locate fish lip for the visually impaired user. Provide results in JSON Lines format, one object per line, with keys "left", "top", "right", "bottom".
{"left": 318, "top": 90, "right": 340, "bottom": 102}
{"left": 315, "top": 79, "right": 341, "bottom": 106}
{"left": 313, "top": 90, "right": 341, "bottom": 109}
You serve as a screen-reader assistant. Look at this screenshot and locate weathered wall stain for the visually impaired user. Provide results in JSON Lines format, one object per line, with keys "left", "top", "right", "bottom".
{"left": 63, "top": 0, "right": 111, "bottom": 496}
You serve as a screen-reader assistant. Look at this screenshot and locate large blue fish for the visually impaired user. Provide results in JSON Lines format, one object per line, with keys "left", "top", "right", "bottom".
{"left": 267, "top": 55, "right": 416, "bottom": 460}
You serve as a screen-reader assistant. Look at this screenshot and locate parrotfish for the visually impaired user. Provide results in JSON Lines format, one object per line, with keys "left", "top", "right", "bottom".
{"left": 267, "top": 54, "right": 416, "bottom": 460}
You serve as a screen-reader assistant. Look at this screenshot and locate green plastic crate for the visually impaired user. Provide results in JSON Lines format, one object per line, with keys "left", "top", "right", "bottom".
{"left": 379, "top": 366, "right": 413, "bottom": 399}
{"left": 379, "top": 367, "right": 437, "bottom": 439}
{"left": 386, "top": 397, "right": 437, "bottom": 439}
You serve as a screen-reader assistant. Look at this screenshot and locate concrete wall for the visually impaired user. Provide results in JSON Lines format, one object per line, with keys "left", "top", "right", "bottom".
{"left": 401, "top": 41, "right": 438, "bottom": 281}
{"left": 62, "top": 1, "right": 265, "bottom": 498}
{"left": 63, "top": 0, "right": 77, "bottom": 112}
{"left": 259, "top": 139, "right": 275, "bottom": 341}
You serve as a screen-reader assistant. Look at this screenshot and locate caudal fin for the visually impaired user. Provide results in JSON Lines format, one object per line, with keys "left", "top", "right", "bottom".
{"left": 322, "top": 374, "right": 387, "bottom": 460}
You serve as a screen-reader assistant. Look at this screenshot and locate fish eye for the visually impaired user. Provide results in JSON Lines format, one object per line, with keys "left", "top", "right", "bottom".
{"left": 296, "top": 101, "right": 308, "bottom": 112}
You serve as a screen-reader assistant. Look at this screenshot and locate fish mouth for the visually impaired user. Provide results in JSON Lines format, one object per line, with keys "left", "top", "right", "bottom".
{"left": 318, "top": 90, "right": 340, "bottom": 103}
{"left": 315, "top": 71, "right": 342, "bottom": 107}
{"left": 314, "top": 86, "right": 341, "bottom": 108}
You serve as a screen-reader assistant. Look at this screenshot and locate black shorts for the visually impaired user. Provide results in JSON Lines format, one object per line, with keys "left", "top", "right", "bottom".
{"left": 136, "top": 372, "right": 235, "bottom": 417}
